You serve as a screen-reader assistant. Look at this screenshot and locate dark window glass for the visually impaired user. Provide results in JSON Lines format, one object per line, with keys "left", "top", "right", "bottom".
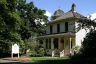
{"left": 65, "top": 22, "right": 68, "bottom": 32}
{"left": 57, "top": 24, "right": 60, "bottom": 33}
{"left": 50, "top": 25, "right": 53, "bottom": 34}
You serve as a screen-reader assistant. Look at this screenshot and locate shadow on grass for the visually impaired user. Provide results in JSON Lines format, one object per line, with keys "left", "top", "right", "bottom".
{"left": 23, "top": 55, "right": 96, "bottom": 64}
{"left": 34, "top": 59, "right": 70, "bottom": 64}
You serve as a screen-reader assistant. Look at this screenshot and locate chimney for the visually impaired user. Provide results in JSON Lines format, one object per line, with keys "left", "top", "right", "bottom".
{"left": 71, "top": 3, "right": 76, "bottom": 12}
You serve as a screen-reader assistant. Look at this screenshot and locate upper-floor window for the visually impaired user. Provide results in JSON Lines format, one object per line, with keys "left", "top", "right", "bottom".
{"left": 65, "top": 22, "right": 68, "bottom": 32}
{"left": 57, "top": 24, "right": 60, "bottom": 33}
{"left": 50, "top": 25, "right": 53, "bottom": 34}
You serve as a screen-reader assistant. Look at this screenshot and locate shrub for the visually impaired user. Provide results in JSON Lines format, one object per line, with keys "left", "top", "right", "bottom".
{"left": 72, "top": 46, "right": 80, "bottom": 54}
{"left": 38, "top": 48, "right": 45, "bottom": 56}
{"left": 29, "top": 48, "right": 45, "bottom": 57}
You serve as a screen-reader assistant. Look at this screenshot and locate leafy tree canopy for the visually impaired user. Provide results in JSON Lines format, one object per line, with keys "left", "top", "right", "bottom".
{"left": 0, "top": 0, "right": 48, "bottom": 53}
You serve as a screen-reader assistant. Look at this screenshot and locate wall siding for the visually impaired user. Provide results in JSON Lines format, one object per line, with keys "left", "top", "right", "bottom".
{"left": 46, "top": 21, "right": 75, "bottom": 34}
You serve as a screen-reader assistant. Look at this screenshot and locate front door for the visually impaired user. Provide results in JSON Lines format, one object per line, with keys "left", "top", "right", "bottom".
{"left": 60, "top": 38, "right": 64, "bottom": 50}
{"left": 53, "top": 38, "right": 58, "bottom": 49}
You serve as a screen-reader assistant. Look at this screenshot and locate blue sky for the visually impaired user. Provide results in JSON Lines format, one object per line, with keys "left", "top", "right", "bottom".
{"left": 26, "top": 0, "right": 96, "bottom": 17}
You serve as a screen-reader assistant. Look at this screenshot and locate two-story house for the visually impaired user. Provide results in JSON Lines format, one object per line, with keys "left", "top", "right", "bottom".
{"left": 38, "top": 4, "right": 87, "bottom": 56}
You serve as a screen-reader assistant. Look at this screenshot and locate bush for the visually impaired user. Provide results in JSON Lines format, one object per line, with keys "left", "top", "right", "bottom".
{"left": 72, "top": 46, "right": 80, "bottom": 54}
{"left": 38, "top": 48, "right": 45, "bottom": 57}
{"left": 29, "top": 48, "right": 45, "bottom": 57}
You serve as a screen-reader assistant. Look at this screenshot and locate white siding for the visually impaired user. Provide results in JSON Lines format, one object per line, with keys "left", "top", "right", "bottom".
{"left": 46, "top": 26, "right": 50, "bottom": 34}
{"left": 60, "top": 22, "right": 65, "bottom": 32}
{"left": 75, "top": 22, "right": 89, "bottom": 46}
{"left": 53, "top": 24, "right": 57, "bottom": 33}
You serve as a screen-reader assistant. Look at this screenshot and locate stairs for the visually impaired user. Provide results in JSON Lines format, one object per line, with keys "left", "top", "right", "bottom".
{"left": 60, "top": 50, "right": 64, "bottom": 57}
{"left": 52, "top": 50, "right": 64, "bottom": 57}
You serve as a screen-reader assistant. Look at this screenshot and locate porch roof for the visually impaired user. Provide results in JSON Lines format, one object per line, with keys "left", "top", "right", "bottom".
{"left": 38, "top": 32, "right": 75, "bottom": 38}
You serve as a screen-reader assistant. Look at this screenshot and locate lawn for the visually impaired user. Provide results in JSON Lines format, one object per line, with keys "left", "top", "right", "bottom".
{"left": 30, "top": 57, "right": 71, "bottom": 64}
{"left": 32, "top": 57, "right": 69, "bottom": 61}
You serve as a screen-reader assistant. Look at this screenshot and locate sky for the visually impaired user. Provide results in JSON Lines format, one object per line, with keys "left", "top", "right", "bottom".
{"left": 26, "top": 0, "right": 96, "bottom": 18}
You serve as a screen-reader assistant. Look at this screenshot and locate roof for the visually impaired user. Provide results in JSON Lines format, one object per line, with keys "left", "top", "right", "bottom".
{"left": 53, "top": 9, "right": 64, "bottom": 16}
{"left": 38, "top": 32, "right": 75, "bottom": 38}
{"left": 52, "top": 11, "right": 85, "bottom": 22}
{"left": 48, "top": 4, "right": 85, "bottom": 23}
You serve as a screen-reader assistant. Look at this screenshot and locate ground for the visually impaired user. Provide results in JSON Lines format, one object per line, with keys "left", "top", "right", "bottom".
{"left": 0, "top": 57, "right": 70, "bottom": 64}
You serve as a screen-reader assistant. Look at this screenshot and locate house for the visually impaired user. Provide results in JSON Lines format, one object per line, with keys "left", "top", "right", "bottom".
{"left": 38, "top": 4, "right": 87, "bottom": 56}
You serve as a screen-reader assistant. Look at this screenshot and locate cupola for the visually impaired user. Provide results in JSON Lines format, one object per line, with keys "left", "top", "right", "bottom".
{"left": 51, "top": 9, "right": 64, "bottom": 20}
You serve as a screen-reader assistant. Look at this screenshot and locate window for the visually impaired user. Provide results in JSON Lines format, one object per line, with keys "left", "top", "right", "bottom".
{"left": 57, "top": 24, "right": 60, "bottom": 33}
{"left": 65, "top": 22, "right": 68, "bottom": 32}
{"left": 50, "top": 25, "right": 53, "bottom": 34}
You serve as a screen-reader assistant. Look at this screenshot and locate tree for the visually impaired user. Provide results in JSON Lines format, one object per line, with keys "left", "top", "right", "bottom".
{"left": 80, "top": 30, "right": 96, "bottom": 58}
{"left": 16, "top": 0, "right": 48, "bottom": 53}
{"left": 76, "top": 17, "right": 96, "bottom": 56}
{"left": 0, "top": 0, "right": 48, "bottom": 54}
{"left": 0, "top": 0, "right": 22, "bottom": 52}
{"left": 77, "top": 17, "right": 96, "bottom": 32}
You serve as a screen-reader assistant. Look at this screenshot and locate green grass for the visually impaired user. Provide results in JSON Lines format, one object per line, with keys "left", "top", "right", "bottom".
{"left": 30, "top": 57, "right": 70, "bottom": 64}
{"left": 28, "top": 55, "right": 96, "bottom": 64}
{"left": 31, "top": 57, "right": 69, "bottom": 61}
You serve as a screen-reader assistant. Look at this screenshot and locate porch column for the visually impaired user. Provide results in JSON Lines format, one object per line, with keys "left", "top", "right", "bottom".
{"left": 43, "top": 39, "right": 46, "bottom": 48}
{"left": 51, "top": 38, "right": 54, "bottom": 49}
{"left": 58, "top": 38, "right": 61, "bottom": 49}
{"left": 69, "top": 37, "right": 72, "bottom": 53}
{"left": 48, "top": 38, "right": 49, "bottom": 49}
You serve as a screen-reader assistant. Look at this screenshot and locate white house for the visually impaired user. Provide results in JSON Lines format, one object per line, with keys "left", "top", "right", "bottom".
{"left": 38, "top": 4, "right": 88, "bottom": 56}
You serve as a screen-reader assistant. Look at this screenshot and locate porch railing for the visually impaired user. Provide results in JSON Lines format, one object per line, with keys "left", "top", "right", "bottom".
{"left": 60, "top": 50, "right": 64, "bottom": 57}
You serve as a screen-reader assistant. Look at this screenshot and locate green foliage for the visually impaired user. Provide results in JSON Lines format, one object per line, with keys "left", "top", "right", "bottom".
{"left": 38, "top": 48, "right": 45, "bottom": 56}
{"left": 78, "top": 18, "right": 96, "bottom": 31}
{"left": 0, "top": 0, "right": 48, "bottom": 55}
{"left": 80, "top": 30, "right": 96, "bottom": 57}
{"left": 29, "top": 47, "right": 45, "bottom": 57}
{"left": 72, "top": 46, "right": 80, "bottom": 53}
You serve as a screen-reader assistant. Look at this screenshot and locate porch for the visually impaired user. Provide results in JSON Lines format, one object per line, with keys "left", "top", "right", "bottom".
{"left": 38, "top": 33, "right": 75, "bottom": 57}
